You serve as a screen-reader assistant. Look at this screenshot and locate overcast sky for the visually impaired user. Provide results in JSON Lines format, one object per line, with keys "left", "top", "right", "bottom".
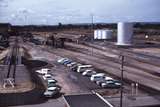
{"left": 0, "top": 0, "right": 160, "bottom": 25}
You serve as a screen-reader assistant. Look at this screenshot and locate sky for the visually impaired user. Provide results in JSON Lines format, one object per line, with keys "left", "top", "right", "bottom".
{"left": 0, "top": 0, "right": 160, "bottom": 25}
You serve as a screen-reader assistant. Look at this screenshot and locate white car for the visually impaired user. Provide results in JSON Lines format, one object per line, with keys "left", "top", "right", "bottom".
{"left": 101, "top": 80, "right": 121, "bottom": 88}
{"left": 77, "top": 65, "right": 93, "bottom": 73}
{"left": 91, "top": 73, "right": 106, "bottom": 77}
{"left": 35, "top": 68, "right": 50, "bottom": 75}
{"left": 48, "top": 79, "right": 57, "bottom": 83}
{"left": 66, "top": 62, "right": 77, "bottom": 67}
{"left": 57, "top": 58, "right": 68, "bottom": 63}
{"left": 42, "top": 68, "right": 51, "bottom": 72}
{"left": 47, "top": 79, "right": 57, "bottom": 86}
{"left": 96, "top": 77, "right": 113, "bottom": 85}
{"left": 35, "top": 70, "right": 43, "bottom": 74}
{"left": 105, "top": 77, "right": 113, "bottom": 81}
{"left": 44, "top": 86, "right": 61, "bottom": 97}
{"left": 43, "top": 74, "right": 54, "bottom": 80}
{"left": 57, "top": 58, "right": 66, "bottom": 63}
{"left": 70, "top": 63, "right": 82, "bottom": 72}
{"left": 90, "top": 73, "right": 106, "bottom": 82}
{"left": 82, "top": 70, "right": 96, "bottom": 77}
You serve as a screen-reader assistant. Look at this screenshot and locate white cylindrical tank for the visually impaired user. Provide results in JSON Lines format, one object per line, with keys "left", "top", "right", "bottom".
{"left": 94, "top": 30, "right": 98, "bottom": 39}
{"left": 94, "top": 29, "right": 113, "bottom": 40}
{"left": 101, "top": 30, "right": 106, "bottom": 39}
{"left": 117, "top": 22, "right": 133, "bottom": 46}
{"left": 97, "top": 30, "right": 102, "bottom": 39}
{"left": 105, "top": 30, "right": 112, "bottom": 39}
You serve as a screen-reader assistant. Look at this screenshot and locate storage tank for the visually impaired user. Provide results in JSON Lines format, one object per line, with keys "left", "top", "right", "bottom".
{"left": 94, "top": 29, "right": 113, "bottom": 40}
{"left": 94, "top": 30, "right": 98, "bottom": 39}
{"left": 117, "top": 22, "right": 133, "bottom": 46}
{"left": 97, "top": 30, "right": 102, "bottom": 39}
{"left": 103, "top": 30, "right": 112, "bottom": 39}
{"left": 101, "top": 30, "right": 106, "bottom": 39}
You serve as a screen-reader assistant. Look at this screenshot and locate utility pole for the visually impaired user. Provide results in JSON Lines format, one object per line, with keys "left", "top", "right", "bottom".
{"left": 90, "top": 13, "right": 94, "bottom": 56}
{"left": 91, "top": 13, "right": 94, "bottom": 30}
{"left": 120, "top": 55, "right": 124, "bottom": 107}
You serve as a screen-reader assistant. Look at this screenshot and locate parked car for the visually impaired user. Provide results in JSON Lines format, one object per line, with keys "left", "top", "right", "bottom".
{"left": 42, "top": 68, "right": 51, "bottom": 72}
{"left": 101, "top": 80, "right": 121, "bottom": 88}
{"left": 82, "top": 70, "right": 97, "bottom": 77}
{"left": 70, "top": 63, "right": 82, "bottom": 72}
{"left": 35, "top": 68, "right": 50, "bottom": 75}
{"left": 35, "top": 69, "right": 43, "bottom": 74}
{"left": 47, "top": 79, "right": 57, "bottom": 87}
{"left": 66, "top": 62, "right": 77, "bottom": 67}
{"left": 44, "top": 86, "right": 61, "bottom": 97}
{"left": 90, "top": 73, "right": 106, "bottom": 82}
{"left": 96, "top": 77, "right": 113, "bottom": 85}
{"left": 57, "top": 58, "right": 68, "bottom": 63}
{"left": 90, "top": 76, "right": 104, "bottom": 82}
{"left": 43, "top": 74, "right": 54, "bottom": 80}
{"left": 77, "top": 65, "right": 93, "bottom": 73}
{"left": 91, "top": 73, "right": 106, "bottom": 77}
{"left": 57, "top": 58, "right": 69, "bottom": 64}
{"left": 63, "top": 60, "right": 73, "bottom": 65}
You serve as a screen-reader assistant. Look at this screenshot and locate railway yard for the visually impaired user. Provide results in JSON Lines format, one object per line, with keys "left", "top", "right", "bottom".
{"left": 0, "top": 25, "right": 160, "bottom": 107}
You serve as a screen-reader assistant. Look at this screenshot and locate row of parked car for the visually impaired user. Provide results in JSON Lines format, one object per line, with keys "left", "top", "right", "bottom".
{"left": 57, "top": 58, "right": 121, "bottom": 89}
{"left": 35, "top": 68, "right": 61, "bottom": 98}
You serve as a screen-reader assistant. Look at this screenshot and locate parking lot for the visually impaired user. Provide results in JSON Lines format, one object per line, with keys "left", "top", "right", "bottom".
{"left": 18, "top": 43, "right": 155, "bottom": 107}
{"left": 25, "top": 43, "right": 121, "bottom": 96}
{"left": 35, "top": 61, "right": 103, "bottom": 96}
{"left": 14, "top": 59, "right": 109, "bottom": 107}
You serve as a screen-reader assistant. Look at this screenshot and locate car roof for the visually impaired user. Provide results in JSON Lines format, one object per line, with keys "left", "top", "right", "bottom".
{"left": 45, "top": 74, "right": 52, "bottom": 76}
{"left": 93, "top": 73, "right": 105, "bottom": 76}
{"left": 42, "top": 68, "right": 50, "bottom": 70}
{"left": 85, "top": 69, "right": 92, "bottom": 71}
{"left": 48, "top": 87, "right": 57, "bottom": 90}
{"left": 48, "top": 79, "right": 56, "bottom": 82}
{"left": 105, "top": 77, "right": 113, "bottom": 80}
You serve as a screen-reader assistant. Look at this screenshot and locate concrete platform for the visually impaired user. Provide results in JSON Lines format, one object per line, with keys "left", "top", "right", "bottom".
{"left": 0, "top": 65, "right": 34, "bottom": 93}
{"left": 0, "top": 66, "right": 46, "bottom": 106}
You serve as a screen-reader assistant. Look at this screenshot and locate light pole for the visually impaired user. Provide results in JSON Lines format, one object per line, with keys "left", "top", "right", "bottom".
{"left": 90, "top": 13, "right": 94, "bottom": 56}
{"left": 18, "top": 8, "right": 28, "bottom": 25}
{"left": 19, "top": 8, "right": 34, "bottom": 25}
{"left": 91, "top": 13, "right": 94, "bottom": 30}
{"left": 120, "top": 55, "right": 124, "bottom": 107}
{"left": 11, "top": 14, "right": 17, "bottom": 25}
{"left": 46, "top": 14, "right": 52, "bottom": 25}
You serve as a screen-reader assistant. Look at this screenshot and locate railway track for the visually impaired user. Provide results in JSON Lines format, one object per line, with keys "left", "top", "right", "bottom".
{"left": 65, "top": 42, "right": 160, "bottom": 75}
{"left": 3, "top": 36, "right": 21, "bottom": 85}
{"left": 82, "top": 41, "right": 160, "bottom": 66}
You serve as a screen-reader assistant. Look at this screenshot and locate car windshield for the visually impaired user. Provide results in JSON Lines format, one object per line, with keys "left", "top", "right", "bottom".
{"left": 106, "top": 81, "right": 114, "bottom": 84}
{"left": 90, "top": 71, "right": 96, "bottom": 74}
{"left": 88, "top": 71, "right": 94, "bottom": 73}
{"left": 81, "top": 67, "right": 92, "bottom": 70}
{"left": 48, "top": 86, "right": 57, "bottom": 90}
{"left": 48, "top": 84, "right": 56, "bottom": 87}
{"left": 48, "top": 89, "right": 55, "bottom": 91}
{"left": 95, "top": 73, "right": 105, "bottom": 76}
{"left": 48, "top": 81, "right": 55, "bottom": 84}
{"left": 94, "top": 76, "right": 102, "bottom": 79}
{"left": 46, "top": 76, "right": 52, "bottom": 79}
